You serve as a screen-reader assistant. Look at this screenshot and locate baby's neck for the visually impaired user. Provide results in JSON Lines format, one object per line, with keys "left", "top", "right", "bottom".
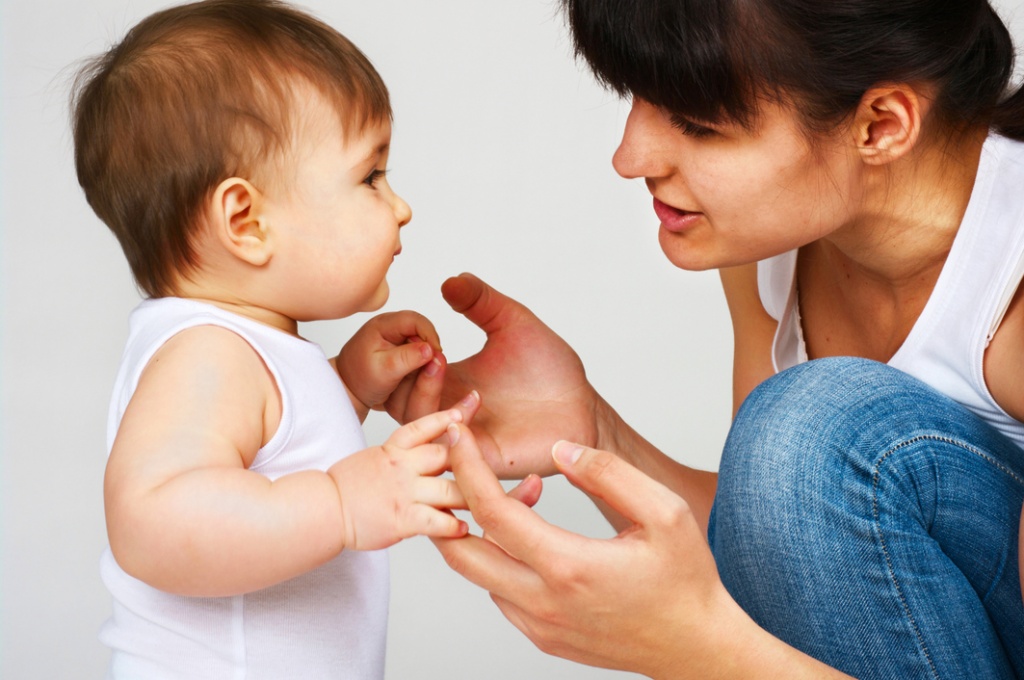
{"left": 169, "top": 280, "right": 299, "bottom": 336}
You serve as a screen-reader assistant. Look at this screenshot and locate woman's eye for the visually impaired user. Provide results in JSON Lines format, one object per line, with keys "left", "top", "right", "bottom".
{"left": 363, "top": 169, "right": 387, "bottom": 186}
{"left": 669, "top": 115, "right": 715, "bottom": 139}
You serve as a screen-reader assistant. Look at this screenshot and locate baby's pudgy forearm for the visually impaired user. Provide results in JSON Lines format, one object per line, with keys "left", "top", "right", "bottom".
{"left": 106, "top": 405, "right": 469, "bottom": 597}
{"left": 104, "top": 376, "right": 468, "bottom": 597}
{"left": 106, "top": 466, "right": 348, "bottom": 598}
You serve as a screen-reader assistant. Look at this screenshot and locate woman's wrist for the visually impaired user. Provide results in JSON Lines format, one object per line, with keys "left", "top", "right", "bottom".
{"left": 591, "top": 387, "right": 719, "bottom": 528}
{"left": 659, "top": 585, "right": 853, "bottom": 680}
{"left": 592, "top": 393, "right": 637, "bottom": 465}
{"left": 593, "top": 392, "right": 673, "bottom": 475}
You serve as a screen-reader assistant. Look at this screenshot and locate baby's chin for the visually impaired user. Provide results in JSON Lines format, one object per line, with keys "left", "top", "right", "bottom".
{"left": 358, "top": 282, "right": 390, "bottom": 314}
{"left": 300, "top": 287, "right": 390, "bottom": 322}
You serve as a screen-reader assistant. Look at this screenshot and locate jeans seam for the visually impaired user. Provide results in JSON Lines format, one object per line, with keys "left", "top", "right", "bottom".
{"left": 872, "top": 434, "right": 1024, "bottom": 679}
{"left": 919, "top": 437, "right": 1024, "bottom": 605}
{"left": 872, "top": 435, "right": 970, "bottom": 680}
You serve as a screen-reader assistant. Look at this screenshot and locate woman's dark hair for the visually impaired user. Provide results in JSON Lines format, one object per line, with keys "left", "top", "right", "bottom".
{"left": 560, "top": 0, "right": 1024, "bottom": 140}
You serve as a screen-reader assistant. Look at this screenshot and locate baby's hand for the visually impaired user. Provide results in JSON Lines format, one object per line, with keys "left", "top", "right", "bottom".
{"left": 327, "top": 406, "right": 469, "bottom": 552}
{"left": 335, "top": 311, "right": 445, "bottom": 421}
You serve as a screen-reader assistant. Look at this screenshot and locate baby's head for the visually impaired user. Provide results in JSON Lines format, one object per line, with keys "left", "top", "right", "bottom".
{"left": 72, "top": 0, "right": 404, "bottom": 308}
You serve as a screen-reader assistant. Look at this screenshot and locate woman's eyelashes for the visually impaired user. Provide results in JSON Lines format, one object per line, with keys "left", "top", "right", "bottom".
{"left": 669, "top": 114, "right": 716, "bottom": 138}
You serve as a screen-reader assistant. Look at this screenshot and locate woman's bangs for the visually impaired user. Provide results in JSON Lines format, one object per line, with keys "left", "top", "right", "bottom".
{"left": 563, "top": 0, "right": 756, "bottom": 124}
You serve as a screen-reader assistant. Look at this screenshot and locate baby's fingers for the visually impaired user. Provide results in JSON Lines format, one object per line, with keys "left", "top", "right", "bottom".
{"left": 388, "top": 408, "right": 464, "bottom": 449}
{"left": 375, "top": 311, "right": 442, "bottom": 353}
{"left": 377, "top": 340, "right": 435, "bottom": 383}
{"left": 395, "top": 355, "right": 445, "bottom": 422}
{"left": 405, "top": 504, "right": 468, "bottom": 539}
{"left": 416, "top": 476, "right": 467, "bottom": 509}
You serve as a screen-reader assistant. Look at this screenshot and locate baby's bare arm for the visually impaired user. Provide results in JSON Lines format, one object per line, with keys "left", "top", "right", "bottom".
{"left": 105, "top": 326, "right": 347, "bottom": 596}
{"left": 105, "top": 326, "right": 466, "bottom": 597}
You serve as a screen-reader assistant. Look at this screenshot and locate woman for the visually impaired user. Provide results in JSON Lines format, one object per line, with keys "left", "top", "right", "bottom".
{"left": 425, "top": 0, "right": 1024, "bottom": 677}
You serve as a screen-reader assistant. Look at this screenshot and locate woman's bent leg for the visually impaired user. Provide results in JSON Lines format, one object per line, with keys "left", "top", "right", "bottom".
{"left": 709, "top": 357, "right": 1024, "bottom": 679}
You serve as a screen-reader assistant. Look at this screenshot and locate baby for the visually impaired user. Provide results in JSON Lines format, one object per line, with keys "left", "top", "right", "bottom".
{"left": 70, "top": 1, "right": 472, "bottom": 676}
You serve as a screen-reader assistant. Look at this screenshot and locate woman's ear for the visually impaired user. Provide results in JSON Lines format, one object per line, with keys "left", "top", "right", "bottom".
{"left": 852, "top": 85, "right": 928, "bottom": 165}
{"left": 209, "top": 177, "right": 272, "bottom": 266}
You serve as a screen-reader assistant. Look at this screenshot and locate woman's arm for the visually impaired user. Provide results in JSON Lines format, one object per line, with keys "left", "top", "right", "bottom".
{"left": 977, "top": 282, "right": 1024, "bottom": 606}
{"left": 592, "top": 394, "right": 718, "bottom": 531}
{"left": 718, "top": 263, "right": 778, "bottom": 415}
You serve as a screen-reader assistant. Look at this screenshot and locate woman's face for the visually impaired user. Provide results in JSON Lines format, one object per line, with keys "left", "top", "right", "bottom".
{"left": 613, "top": 98, "right": 863, "bottom": 270}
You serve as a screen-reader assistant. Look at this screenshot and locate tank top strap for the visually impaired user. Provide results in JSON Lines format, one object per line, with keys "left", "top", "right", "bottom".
{"left": 888, "top": 135, "right": 1024, "bottom": 399}
{"left": 885, "top": 135, "right": 1024, "bottom": 450}
{"left": 758, "top": 248, "right": 806, "bottom": 371}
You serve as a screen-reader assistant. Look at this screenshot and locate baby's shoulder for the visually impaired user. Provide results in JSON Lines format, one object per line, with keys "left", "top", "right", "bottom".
{"left": 127, "top": 322, "right": 282, "bottom": 461}
{"left": 142, "top": 323, "right": 278, "bottom": 407}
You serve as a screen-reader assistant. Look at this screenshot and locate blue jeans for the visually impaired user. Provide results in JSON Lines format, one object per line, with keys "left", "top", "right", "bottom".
{"left": 708, "top": 358, "right": 1024, "bottom": 679}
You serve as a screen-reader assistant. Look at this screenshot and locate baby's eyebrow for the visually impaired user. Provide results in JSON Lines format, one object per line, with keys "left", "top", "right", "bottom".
{"left": 354, "top": 142, "right": 390, "bottom": 169}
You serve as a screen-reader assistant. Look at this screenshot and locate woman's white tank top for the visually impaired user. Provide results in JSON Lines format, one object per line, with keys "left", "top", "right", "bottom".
{"left": 758, "top": 133, "right": 1024, "bottom": 450}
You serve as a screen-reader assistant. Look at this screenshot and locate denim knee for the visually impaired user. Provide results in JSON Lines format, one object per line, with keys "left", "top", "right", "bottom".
{"left": 708, "top": 357, "right": 1024, "bottom": 678}
{"left": 711, "top": 356, "right": 1005, "bottom": 504}
{"left": 708, "top": 357, "right": 899, "bottom": 586}
{"left": 708, "top": 356, "right": 996, "bottom": 551}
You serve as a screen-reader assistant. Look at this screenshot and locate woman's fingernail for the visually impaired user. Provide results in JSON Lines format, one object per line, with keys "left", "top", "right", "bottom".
{"left": 423, "top": 357, "right": 442, "bottom": 377}
{"left": 459, "top": 390, "right": 479, "bottom": 408}
{"left": 552, "top": 440, "right": 583, "bottom": 466}
{"left": 447, "top": 423, "right": 461, "bottom": 445}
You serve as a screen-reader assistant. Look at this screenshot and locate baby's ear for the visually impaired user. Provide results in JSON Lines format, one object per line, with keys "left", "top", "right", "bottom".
{"left": 209, "top": 178, "right": 272, "bottom": 266}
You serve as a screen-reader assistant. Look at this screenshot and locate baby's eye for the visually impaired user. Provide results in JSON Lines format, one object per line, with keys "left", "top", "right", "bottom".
{"left": 669, "top": 114, "right": 715, "bottom": 139}
{"left": 363, "top": 169, "right": 388, "bottom": 187}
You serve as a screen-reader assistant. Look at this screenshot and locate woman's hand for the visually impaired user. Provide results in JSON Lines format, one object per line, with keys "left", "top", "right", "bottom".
{"left": 438, "top": 273, "right": 604, "bottom": 478}
{"left": 434, "top": 424, "right": 853, "bottom": 679}
{"left": 434, "top": 423, "right": 733, "bottom": 678}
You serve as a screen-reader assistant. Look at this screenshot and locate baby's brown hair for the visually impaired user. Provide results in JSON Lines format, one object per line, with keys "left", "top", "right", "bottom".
{"left": 72, "top": 0, "right": 390, "bottom": 297}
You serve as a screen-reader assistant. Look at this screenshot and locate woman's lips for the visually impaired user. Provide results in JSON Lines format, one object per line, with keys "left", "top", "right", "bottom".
{"left": 653, "top": 197, "right": 702, "bottom": 233}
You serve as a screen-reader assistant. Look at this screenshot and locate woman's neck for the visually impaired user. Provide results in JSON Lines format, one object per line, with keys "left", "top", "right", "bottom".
{"left": 819, "top": 127, "right": 987, "bottom": 288}
{"left": 796, "top": 127, "right": 988, "bottom": 362}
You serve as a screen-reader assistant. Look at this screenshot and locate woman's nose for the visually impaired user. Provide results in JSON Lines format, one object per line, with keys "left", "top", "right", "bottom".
{"left": 612, "top": 99, "right": 672, "bottom": 181}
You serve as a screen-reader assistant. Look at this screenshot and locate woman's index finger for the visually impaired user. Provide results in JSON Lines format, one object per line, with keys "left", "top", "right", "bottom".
{"left": 432, "top": 533, "right": 545, "bottom": 602}
{"left": 447, "top": 424, "right": 584, "bottom": 565}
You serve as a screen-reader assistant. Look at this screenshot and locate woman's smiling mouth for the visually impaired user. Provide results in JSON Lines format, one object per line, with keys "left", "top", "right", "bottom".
{"left": 653, "top": 197, "right": 703, "bottom": 233}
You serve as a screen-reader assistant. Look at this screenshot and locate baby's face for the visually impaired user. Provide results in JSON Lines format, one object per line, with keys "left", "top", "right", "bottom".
{"left": 259, "top": 90, "right": 411, "bottom": 321}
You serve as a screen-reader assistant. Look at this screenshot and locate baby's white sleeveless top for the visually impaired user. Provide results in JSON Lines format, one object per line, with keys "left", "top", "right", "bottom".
{"left": 758, "top": 133, "right": 1024, "bottom": 450}
{"left": 99, "top": 297, "right": 388, "bottom": 679}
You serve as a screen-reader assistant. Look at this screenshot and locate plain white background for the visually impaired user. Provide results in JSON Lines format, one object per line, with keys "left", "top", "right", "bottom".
{"left": 2, "top": 1, "right": 1022, "bottom": 678}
